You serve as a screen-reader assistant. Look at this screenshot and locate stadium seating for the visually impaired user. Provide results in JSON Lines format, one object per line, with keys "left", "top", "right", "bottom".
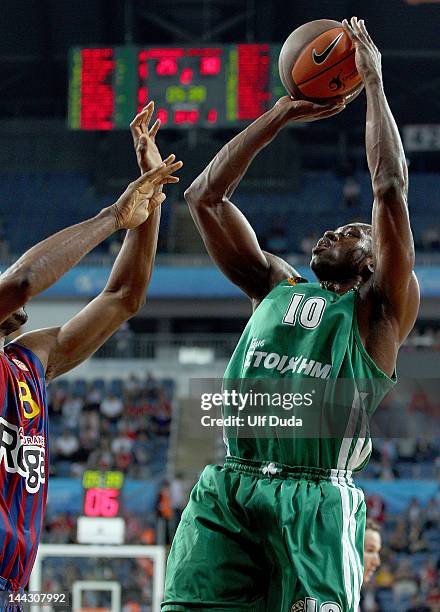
{"left": 1, "top": 171, "right": 439, "bottom": 257}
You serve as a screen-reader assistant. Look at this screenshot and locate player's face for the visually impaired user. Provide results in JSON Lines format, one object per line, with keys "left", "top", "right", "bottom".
{"left": 310, "top": 223, "right": 372, "bottom": 281}
{"left": 0, "top": 307, "right": 28, "bottom": 336}
{"left": 363, "top": 529, "right": 381, "bottom": 582}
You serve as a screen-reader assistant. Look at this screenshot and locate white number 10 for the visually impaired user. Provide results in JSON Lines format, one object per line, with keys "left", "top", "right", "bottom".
{"left": 283, "top": 293, "right": 327, "bottom": 330}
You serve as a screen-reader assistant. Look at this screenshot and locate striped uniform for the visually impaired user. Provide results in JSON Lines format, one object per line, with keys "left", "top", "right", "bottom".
{"left": 0, "top": 342, "right": 48, "bottom": 598}
{"left": 163, "top": 280, "right": 395, "bottom": 612}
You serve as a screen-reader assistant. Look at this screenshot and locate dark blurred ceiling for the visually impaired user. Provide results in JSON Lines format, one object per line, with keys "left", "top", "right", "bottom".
{"left": 1, "top": 0, "right": 440, "bottom": 122}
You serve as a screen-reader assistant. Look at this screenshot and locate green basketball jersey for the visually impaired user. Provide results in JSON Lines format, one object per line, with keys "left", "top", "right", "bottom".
{"left": 223, "top": 278, "right": 396, "bottom": 471}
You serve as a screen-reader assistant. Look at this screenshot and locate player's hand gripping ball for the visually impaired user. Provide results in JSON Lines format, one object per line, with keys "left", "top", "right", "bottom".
{"left": 279, "top": 19, "right": 363, "bottom": 103}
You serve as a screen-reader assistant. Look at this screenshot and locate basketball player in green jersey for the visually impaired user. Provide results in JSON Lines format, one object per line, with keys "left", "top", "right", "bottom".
{"left": 161, "top": 17, "right": 419, "bottom": 612}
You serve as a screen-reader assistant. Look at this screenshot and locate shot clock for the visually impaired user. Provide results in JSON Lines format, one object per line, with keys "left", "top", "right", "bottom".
{"left": 82, "top": 470, "right": 124, "bottom": 518}
{"left": 68, "top": 45, "right": 285, "bottom": 129}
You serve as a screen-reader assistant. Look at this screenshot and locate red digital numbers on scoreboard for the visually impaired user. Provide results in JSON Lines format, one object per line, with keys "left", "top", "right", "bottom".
{"left": 174, "top": 109, "right": 199, "bottom": 124}
{"left": 207, "top": 109, "right": 218, "bottom": 123}
{"left": 82, "top": 470, "right": 124, "bottom": 517}
{"left": 80, "top": 48, "right": 114, "bottom": 130}
{"left": 237, "top": 44, "right": 271, "bottom": 120}
{"left": 200, "top": 57, "right": 221, "bottom": 75}
{"left": 157, "top": 108, "right": 169, "bottom": 124}
{"left": 180, "top": 68, "right": 193, "bottom": 85}
{"left": 136, "top": 47, "right": 224, "bottom": 127}
{"left": 70, "top": 45, "right": 276, "bottom": 130}
{"left": 156, "top": 58, "right": 178, "bottom": 76}
{"left": 84, "top": 488, "right": 120, "bottom": 518}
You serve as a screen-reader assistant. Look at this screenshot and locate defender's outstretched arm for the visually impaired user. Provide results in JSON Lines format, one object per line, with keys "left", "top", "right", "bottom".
{"left": 12, "top": 138, "right": 182, "bottom": 379}
{"left": 185, "top": 98, "right": 345, "bottom": 300}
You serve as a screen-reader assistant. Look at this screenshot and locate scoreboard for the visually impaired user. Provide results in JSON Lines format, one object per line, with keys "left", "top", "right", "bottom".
{"left": 68, "top": 45, "right": 284, "bottom": 130}
{"left": 82, "top": 469, "right": 124, "bottom": 518}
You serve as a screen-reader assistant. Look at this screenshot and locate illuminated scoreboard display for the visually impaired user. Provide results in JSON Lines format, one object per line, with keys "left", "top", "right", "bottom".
{"left": 68, "top": 45, "right": 284, "bottom": 129}
{"left": 82, "top": 470, "right": 124, "bottom": 518}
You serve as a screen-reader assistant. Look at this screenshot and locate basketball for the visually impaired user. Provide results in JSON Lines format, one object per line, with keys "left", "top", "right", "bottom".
{"left": 279, "top": 19, "right": 363, "bottom": 102}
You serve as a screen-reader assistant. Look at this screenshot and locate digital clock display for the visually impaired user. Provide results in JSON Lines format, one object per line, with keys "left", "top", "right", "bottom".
{"left": 82, "top": 470, "right": 124, "bottom": 518}
{"left": 68, "top": 44, "right": 284, "bottom": 130}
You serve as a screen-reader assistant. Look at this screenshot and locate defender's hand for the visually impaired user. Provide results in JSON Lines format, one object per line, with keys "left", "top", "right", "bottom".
{"left": 130, "top": 101, "right": 163, "bottom": 174}
{"left": 342, "top": 17, "right": 382, "bottom": 86}
{"left": 111, "top": 157, "right": 183, "bottom": 230}
{"left": 274, "top": 96, "right": 346, "bottom": 123}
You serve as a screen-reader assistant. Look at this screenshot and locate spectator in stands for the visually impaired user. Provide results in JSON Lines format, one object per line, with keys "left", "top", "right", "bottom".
{"left": 87, "top": 438, "right": 113, "bottom": 470}
{"left": 366, "top": 494, "right": 386, "bottom": 523}
{"left": 132, "top": 431, "right": 151, "bottom": 466}
{"left": 397, "top": 438, "right": 418, "bottom": 464}
{"left": 125, "top": 373, "right": 143, "bottom": 400}
{"left": 407, "top": 497, "right": 423, "bottom": 526}
{"left": 359, "top": 519, "right": 383, "bottom": 611}
{"left": 55, "top": 430, "right": 79, "bottom": 461}
{"left": 151, "top": 396, "right": 171, "bottom": 436}
{"left": 364, "top": 519, "right": 382, "bottom": 583}
{"left": 389, "top": 518, "right": 409, "bottom": 553}
{"left": 61, "top": 392, "right": 84, "bottom": 430}
{"left": 111, "top": 427, "right": 134, "bottom": 455}
{"left": 419, "top": 557, "right": 438, "bottom": 595}
{"left": 376, "top": 455, "right": 399, "bottom": 480}
{"left": 156, "top": 481, "right": 173, "bottom": 544}
{"left": 408, "top": 523, "right": 429, "bottom": 554}
{"left": 424, "top": 497, "right": 440, "bottom": 530}
{"left": 406, "top": 595, "right": 431, "bottom": 612}
{"left": 375, "top": 562, "right": 394, "bottom": 590}
{"left": 84, "top": 382, "right": 103, "bottom": 411}
{"left": 145, "top": 371, "right": 160, "bottom": 400}
{"left": 44, "top": 512, "right": 75, "bottom": 544}
{"left": 393, "top": 559, "right": 419, "bottom": 607}
{"left": 426, "top": 586, "right": 440, "bottom": 611}
{"left": 100, "top": 392, "right": 124, "bottom": 423}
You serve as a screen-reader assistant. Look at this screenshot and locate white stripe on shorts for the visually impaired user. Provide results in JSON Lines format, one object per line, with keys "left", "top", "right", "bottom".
{"left": 331, "top": 475, "right": 364, "bottom": 612}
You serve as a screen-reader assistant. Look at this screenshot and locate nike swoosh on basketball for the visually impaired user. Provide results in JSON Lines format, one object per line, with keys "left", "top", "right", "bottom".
{"left": 312, "top": 32, "right": 344, "bottom": 65}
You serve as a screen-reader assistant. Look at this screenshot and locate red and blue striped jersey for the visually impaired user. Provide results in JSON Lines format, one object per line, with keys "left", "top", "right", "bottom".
{"left": 0, "top": 342, "right": 48, "bottom": 590}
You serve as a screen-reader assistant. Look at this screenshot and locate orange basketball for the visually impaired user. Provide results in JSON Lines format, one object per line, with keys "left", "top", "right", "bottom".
{"left": 279, "top": 19, "right": 363, "bottom": 102}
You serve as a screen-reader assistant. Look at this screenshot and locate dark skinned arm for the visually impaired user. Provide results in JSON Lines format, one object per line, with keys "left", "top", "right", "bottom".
{"left": 13, "top": 153, "right": 182, "bottom": 380}
{"left": 0, "top": 164, "right": 174, "bottom": 329}
{"left": 18, "top": 206, "right": 162, "bottom": 380}
{"left": 344, "top": 17, "right": 419, "bottom": 345}
{"left": 184, "top": 97, "right": 346, "bottom": 300}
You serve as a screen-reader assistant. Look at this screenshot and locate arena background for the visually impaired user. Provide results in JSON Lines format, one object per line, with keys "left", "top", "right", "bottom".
{"left": 1, "top": 1, "right": 439, "bottom": 610}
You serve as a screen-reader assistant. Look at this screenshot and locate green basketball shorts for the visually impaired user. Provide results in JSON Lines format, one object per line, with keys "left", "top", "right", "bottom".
{"left": 162, "top": 457, "right": 366, "bottom": 612}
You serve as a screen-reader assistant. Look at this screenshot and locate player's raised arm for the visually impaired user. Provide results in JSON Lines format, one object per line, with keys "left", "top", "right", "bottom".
{"left": 8, "top": 152, "right": 182, "bottom": 378}
{"left": 184, "top": 97, "right": 346, "bottom": 300}
{"left": 343, "top": 17, "right": 419, "bottom": 341}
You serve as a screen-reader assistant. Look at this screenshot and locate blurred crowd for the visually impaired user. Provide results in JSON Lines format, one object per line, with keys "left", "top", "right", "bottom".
{"left": 366, "top": 438, "right": 440, "bottom": 481}
{"left": 363, "top": 496, "right": 440, "bottom": 612}
{"left": 48, "top": 372, "right": 173, "bottom": 479}
{"left": 403, "top": 327, "right": 440, "bottom": 352}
